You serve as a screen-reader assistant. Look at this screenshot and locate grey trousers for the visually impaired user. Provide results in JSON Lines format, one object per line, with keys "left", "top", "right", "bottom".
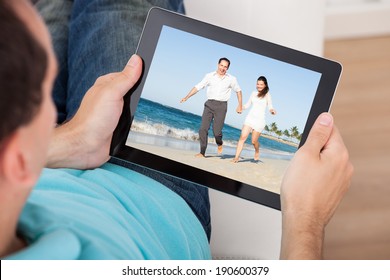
{"left": 199, "top": 100, "right": 228, "bottom": 155}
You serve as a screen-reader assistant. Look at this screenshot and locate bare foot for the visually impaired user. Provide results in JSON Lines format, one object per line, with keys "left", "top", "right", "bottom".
{"left": 254, "top": 150, "right": 260, "bottom": 161}
{"left": 217, "top": 145, "right": 223, "bottom": 154}
{"left": 231, "top": 158, "right": 239, "bottom": 163}
{"left": 195, "top": 153, "right": 205, "bottom": 158}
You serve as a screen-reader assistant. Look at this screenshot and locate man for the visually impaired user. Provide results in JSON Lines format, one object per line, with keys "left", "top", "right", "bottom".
{"left": 1, "top": 0, "right": 352, "bottom": 259}
{"left": 1, "top": 0, "right": 209, "bottom": 259}
{"left": 181, "top": 58, "right": 243, "bottom": 157}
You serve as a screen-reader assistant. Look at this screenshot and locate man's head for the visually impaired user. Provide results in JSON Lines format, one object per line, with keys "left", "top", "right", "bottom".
{"left": 217, "top": 57, "right": 230, "bottom": 76}
{"left": 0, "top": 0, "right": 56, "bottom": 189}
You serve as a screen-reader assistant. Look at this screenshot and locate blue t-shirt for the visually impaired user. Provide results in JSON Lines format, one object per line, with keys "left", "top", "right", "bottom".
{"left": 6, "top": 163, "right": 211, "bottom": 259}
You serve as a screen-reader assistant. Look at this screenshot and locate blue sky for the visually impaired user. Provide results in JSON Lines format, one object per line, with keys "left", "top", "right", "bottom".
{"left": 140, "top": 26, "right": 322, "bottom": 134}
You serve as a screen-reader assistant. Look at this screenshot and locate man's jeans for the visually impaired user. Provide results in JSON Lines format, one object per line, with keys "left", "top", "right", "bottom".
{"left": 35, "top": 0, "right": 211, "bottom": 240}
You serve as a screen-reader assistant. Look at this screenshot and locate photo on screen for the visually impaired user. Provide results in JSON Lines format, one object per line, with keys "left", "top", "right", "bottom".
{"left": 125, "top": 25, "right": 322, "bottom": 194}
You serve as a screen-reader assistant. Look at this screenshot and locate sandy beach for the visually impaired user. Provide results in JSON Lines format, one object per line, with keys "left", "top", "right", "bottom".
{"left": 126, "top": 131, "right": 292, "bottom": 194}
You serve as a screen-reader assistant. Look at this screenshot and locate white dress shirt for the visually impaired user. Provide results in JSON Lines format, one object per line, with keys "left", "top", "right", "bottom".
{"left": 195, "top": 72, "right": 241, "bottom": 101}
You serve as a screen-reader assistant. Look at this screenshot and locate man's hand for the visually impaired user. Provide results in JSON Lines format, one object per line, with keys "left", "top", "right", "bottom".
{"left": 47, "top": 55, "right": 142, "bottom": 169}
{"left": 236, "top": 90, "right": 243, "bottom": 114}
{"left": 280, "top": 113, "right": 353, "bottom": 259}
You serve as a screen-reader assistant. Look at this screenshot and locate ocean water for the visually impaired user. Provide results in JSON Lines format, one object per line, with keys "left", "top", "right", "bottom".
{"left": 130, "top": 98, "right": 297, "bottom": 158}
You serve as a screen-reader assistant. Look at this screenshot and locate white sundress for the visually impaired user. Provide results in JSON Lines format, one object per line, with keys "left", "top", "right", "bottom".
{"left": 243, "top": 91, "right": 273, "bottom": 133}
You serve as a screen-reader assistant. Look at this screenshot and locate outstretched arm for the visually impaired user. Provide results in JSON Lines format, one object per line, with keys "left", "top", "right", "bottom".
{"left": 280, "top": 113, "right": 353, "bottom": 259}
{"left": 46, "top": 55, "right": 143, "bottom": 169}
{"left": 180, "top": 87, "right": 198, "bottom": 103}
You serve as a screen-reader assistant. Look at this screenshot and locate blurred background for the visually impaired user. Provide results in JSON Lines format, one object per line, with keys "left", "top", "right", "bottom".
{"left": 323, "top": 0, "right": 390, "bottom": 260}
{"left": 184, "top": 0, "right": 390, "bottom": 259}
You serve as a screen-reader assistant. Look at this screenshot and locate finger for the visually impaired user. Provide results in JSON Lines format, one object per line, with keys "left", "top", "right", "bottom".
{"left": 303, "top": 112, "right": 334, "bottom": 153}
{"left": 321, "top": 124, "right": 349, "bottom": 158}
{"left": 111, "top": 54, "right": 143, "bottom": 95}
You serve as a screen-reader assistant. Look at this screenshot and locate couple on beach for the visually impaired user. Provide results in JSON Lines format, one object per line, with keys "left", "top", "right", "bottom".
{"left": 180, "top": 57, "right": 276, "bottom": 162}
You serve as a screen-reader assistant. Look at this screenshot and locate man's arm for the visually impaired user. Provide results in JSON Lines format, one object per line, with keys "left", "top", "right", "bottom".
{"left": 280, "top": 113, "right": 353, "bottom": 259}
{"left": 46, "top": 55, "right": 142, "bottom": 169}
{"left": 180, "top": 87, "right": 198, "bottom": 103}
{"left": 236, "top": 90, "right": 242, "bottom": 113}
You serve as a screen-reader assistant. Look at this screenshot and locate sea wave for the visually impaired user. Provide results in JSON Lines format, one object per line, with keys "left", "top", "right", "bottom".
{"left": 131, "top": 120, "right": 242, "bottom": 147}
{"left": 131, "top": 120, "right": 200, "bottom": 142}
{"left": 131, "top": 120, "right": 279, "bottom": 149}
{"left": 130, "top": 120, "right": 294, "bottom": 160}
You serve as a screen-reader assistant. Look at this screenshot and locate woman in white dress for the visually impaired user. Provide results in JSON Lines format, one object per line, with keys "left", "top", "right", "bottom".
{"left": 232, "top": 76, "right": 276, "bottom": 163}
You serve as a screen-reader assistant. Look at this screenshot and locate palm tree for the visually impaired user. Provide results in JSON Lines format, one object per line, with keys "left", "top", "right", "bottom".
{"left": 264, "top": 125, "right": 270, "bottom": 135}
{"left": 283, "top": 129, "right": 291, "bottom": 140}
{"left": 264, "top": 122, "right": 303, "bottom": 143}
{"left": 270, "top": 122, "right": 278, "bottom": 137}
{"left": 289, "top": 126, "right": 299, "bottom": 137}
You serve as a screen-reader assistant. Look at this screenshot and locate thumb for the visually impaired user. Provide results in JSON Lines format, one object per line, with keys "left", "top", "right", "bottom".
{"left": 111, "top": 54, "right": 143, "bottom": 94}
{"left": 303, "top": 112, "right": 334, "bottom": 153}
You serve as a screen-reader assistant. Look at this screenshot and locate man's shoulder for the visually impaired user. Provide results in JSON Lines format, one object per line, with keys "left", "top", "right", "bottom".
{"left": 225, "top": 73, "right": 237, "bottom": 80}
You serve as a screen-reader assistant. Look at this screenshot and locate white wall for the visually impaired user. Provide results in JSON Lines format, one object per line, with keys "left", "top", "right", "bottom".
{"left": 208, "top": 189, "right": 282, "bottom": 260}
{"left": 325, "top": 0, "right": 390, "bottom": 39}
{"left": 184, "top": 0, "right": 326, "bottom": 56}
{"left": 183, "top": 0, "right": 326, "bottom": 259}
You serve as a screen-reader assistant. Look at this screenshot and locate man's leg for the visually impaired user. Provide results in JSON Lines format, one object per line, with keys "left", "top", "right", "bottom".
{"left": 66, "top": 0, "right": 156, "bottom": 120}
{"left": 199, "top": 101, "right": 214, "bottom": 156}
{"left": 35, "top": 0, "right": 73, "bottom": 124}
{"left": 212, "top": 100, "right": 228, "bottom": 148}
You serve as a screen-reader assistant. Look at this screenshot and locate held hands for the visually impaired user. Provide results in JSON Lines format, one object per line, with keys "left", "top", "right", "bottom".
{"left": 47, "top": 55, "right": 143, "bottom": 169}
{"left": 280, "top": 113, "right": 353, "bottom": 259}
{"left": 270, "top": 109, "right": 277, "bottom": 115}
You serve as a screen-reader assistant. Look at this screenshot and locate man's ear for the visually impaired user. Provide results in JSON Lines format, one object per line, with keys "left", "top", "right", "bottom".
{"left": 0, "top": 131, "right": 38, "bottom": 188}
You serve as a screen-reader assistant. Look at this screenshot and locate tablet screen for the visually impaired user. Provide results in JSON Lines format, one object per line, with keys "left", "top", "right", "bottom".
{"left": 111, "top": 8, "right": 341, "bottom": 210}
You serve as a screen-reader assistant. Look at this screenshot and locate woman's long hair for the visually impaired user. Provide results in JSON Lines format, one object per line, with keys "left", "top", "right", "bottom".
{"left": 257, "top": 76, "right": 269, "bottom": 98}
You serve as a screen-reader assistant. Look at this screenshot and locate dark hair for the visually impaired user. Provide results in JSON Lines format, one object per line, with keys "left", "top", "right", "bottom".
{"left": 218, "top": 57, "right": 230, "bottom": 68}
{"left": 0, "top": 0, "right": 48, "bottom": 146}
{"left": 257, "top": 76, "right": 269, "bottom": 98}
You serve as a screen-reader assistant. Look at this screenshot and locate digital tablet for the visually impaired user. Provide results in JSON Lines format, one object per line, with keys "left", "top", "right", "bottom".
{"left": 110, "top": 7, "right": 342, "bottom": 210}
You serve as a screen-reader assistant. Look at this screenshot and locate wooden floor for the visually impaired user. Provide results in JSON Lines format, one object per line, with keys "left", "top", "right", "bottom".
{"left": 322, "top": 36, "right": 390, "bottom": 259}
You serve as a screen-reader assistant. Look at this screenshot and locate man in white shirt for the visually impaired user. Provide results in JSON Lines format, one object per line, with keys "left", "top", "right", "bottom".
{"left": 181, "top": 58, "right": 243, "bottom": 157}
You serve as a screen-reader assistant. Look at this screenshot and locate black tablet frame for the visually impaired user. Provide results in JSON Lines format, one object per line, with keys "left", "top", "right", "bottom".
{"left": 110, "top": 7, "right": 342, "bottom": 210}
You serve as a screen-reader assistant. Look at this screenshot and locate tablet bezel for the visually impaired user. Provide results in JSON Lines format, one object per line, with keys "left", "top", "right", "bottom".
{"left": 110, "top": 7, "right": 342, "bottom": 210}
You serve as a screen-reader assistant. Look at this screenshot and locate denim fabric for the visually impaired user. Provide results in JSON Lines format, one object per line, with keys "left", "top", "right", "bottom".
{"left": 35, "top": 0, "right": 211, "bottom": 240}
{"left": 35, "top": 0, "right": 72, "bottom": 122}
{"left": 36, "top": 0, "right": 184, "bottom": 123}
